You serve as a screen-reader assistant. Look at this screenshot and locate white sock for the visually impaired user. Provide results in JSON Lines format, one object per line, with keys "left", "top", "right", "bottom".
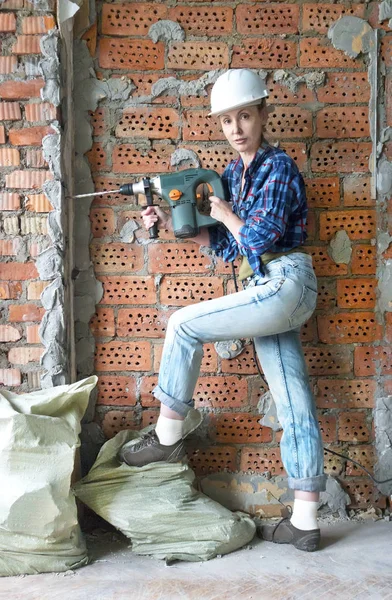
{"left": 155, "top": 415, "right": 184, "bottom": 446}
{"left": 290, "top": 499, "right": 318, "bottom": 531}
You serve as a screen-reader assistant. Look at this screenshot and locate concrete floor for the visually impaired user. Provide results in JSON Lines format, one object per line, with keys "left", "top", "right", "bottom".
{"left": 0, "top": 520, "right": 392, "bottom": 600}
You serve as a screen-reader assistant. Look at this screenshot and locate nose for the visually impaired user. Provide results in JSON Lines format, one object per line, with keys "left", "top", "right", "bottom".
{"left": 232, "top": 118, "right": 242, "bottom": 134}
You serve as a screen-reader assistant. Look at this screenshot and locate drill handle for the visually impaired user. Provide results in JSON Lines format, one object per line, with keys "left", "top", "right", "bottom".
{"left": 119, "top": 179, "right": 158, "bottom": 239}
{"left": 144, "top": 179, "right": 158, "bottom": 239}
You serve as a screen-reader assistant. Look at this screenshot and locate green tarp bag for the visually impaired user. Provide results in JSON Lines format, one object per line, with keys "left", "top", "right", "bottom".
{"left": 0, "top": 376, "right": 97, "bottom": 577}
{"left": 74, "top": 410, "right": 256, "bottom": 562}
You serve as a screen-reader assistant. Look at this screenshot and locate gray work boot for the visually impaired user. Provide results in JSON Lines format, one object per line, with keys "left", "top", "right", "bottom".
{"left": 258, "top": 518, "right": 320, "bottom": 552}
{"left": 118, "top": 430, "right": 186, "bottom": 467}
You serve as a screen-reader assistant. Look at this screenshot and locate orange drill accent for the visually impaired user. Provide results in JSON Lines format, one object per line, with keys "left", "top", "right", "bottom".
{"left": 169, "top": 189, "right": 183, "bottom": 201}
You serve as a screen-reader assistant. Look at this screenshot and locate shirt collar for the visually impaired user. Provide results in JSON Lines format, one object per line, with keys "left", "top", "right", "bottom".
{"left": 232, "top": 142, "right": 271, "bottom": 180}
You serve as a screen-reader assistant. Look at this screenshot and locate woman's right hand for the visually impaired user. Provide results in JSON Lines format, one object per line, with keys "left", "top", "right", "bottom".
{"left": 141, "top": 206, "right": 172, "bottom": 232}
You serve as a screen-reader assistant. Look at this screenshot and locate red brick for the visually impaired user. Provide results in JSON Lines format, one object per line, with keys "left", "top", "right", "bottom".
{"left": 92, "top": 174, "right": 141, "bottom": 206}
{"left": 304, "top": 346, "right": 352, "bottom": 376}
{"left": 267, "top": 107, "right": 312, "bottom": 139}
{"left": 0, "top": 56, "right": 18, "bottom": 74}
{"left": 0, "top": 324, "right": 21, "bottom": 342}
{"left": 232, "top": 39, "right": 297, "bottom": 69}
{"left": 368, "top": 2, "right": 391, "bottom": 30}
{"left": 12, "top": 35, "right": 42, "bottom": 54}
{"left": 117, "top": 307, "right": 173, "bottom": 338}
{"left": 0, "top": 262, "right": 38, "bottom": 280}
{"left": 343, "top": 176, "right": 373, "bottom": 207}
{"left": 316, "top": 280, "right": 336, "bottom": 310}
{"left": 89, "top": 307, "right": 115, "bottom": 337}
{"left": 338, "top": 411, "right": 370, "bottom": 442}
{"left": 301, "top": 317, "right": 317, "bottom": 343}
{"left": 99, "top": 38, "right": 165, "bottom": 70}
{"left": 0, "top": 239, "right": 19, "bottom": 255}
{"left": 101, "top": 410, "right": 137, "bottom": 439}
{"left": 240, "top": 447, "right": 284, "bottom": 476}
{"left": 5, "top": 169, "right": 52, "bottom": 188}
{"left": 304, "top": 177, "right": 340, "bottom": 208}
{"left": 96, "top": 375, "right": 137, "bottom": 406}
{"left": 0, "top": 79, "right": 44, "bottom": 99}
{"left": 341, "top": 479, "right": 387, "bottom": 509}
{"left": 354, "top": 346, "right": 392, "bottom": 376}
{"left": 182, "top": 144, "right": 237, "bottom": 175}
{"left": 101, "top": 3, "right": 168, "bottom": 35}
{"left": 82, "top": 22, "right": 97, "bottom": 56}
{"left": 127, "top": 73, "right": 177, "bottom": 106}
{"left": 25, "top": 194, "right": 52, "bottom": 212}
{"left": 168, "top": 42, "right": 229, "bottom": 71}
{"left": 0, "top": 12, "right": 16, "bottom": 31}
{"left": 89, "top": 208, "right": 115, "bottom": 238}
{"left": 21, "top": 15, "right": 56, "bottom": 34}
{"left": 268, "top": 80, "right": 315, "bottom": 105}
{"left": 0, "top": 102, "right": 21, "bottom": 121}
{"left": 141, "top": 409, "right": 159, "bottom": 428}
{"left": 0, "top": 192, "right": 19, "bottom": 210}
{"left": 112, "top": 144, "right": 173, "bottom": 174}
{"left": 317, "top": 72, "right": 370, "bottom": 104}
{"left": 319, "top": 209, "right": 376, "bottom": 241}
{"left": 86, "top": 142, "right": 108, "bottom": 171}
{"left": 169, "top": 6, "right": 233, "bottom": 35}
{"left": 301, "top": 4, "right": 365, "bottom": 33}
{"left": 210, "top": 412, "right": 272, "bottom": 444}
{"left": 160, "top": 275, "right": 223, "bottom": 306}
{"left": 188, "top": 446, "right": 238, "bottom": 476}
{"left": 25, "top": 149, "right": 46, "bottom": 168}
{"left": 381, "top": 34, "right": 392, "bottom": 67}
{"left": 346, "top": 445, "right": 375, "bottom": 476}
{"left": 8, "top": 346, "right": 43, "bottom": 365}
{"left": 116, "top": 107, "right": 180, "bottom": 140}
{"left": 27, "top": 280, "right": 49, "bottom": 300}
{"left": 0, "top": 281, "right": 22, "bottom": 299}
{"left": 351, "top": 245, "right": 376, "bottom": 275}
{"left": 99, "top": 276, "right": 156, "bottom": 305}
{"left": 24, "top": 102, "right": 57, "bottom": 122}
{"left": 95, "top": 341, "right": 152, "bottom": 371}
{"left": 183, "top": 110, "right": 224, "bottom": 141}
{"left": 0, "top": 148, "right": 19, "bottom": 166}
{"left": 318, "top": 414, "right": 337, "bottom": 442}
{"left": 90, "top": 242, "right": 144, "bottom": 274}
{"left": 280, "top": 143, "right": 307, "bottom": 171}
{"left": 26, "top": 324, "right": 40, "bottom": 344}
{"left": 318, "top": 313, "right": 382, "bottom": 344}
{"left": 221, "top": 345, "right": 258, "bottom": 375}
{"left": 316, "top": 107, "right": 369, "bottom": 139}
{"left": 305, "top": 247, "right": 348, "bottom": 277}
{"left": 0, "top": 0, "right": 23, "bottom": 7}
{"left": 195, "top": 376, "right": 248, "bottom": 409}
{"left": 337, "top": 278, "right": 376, "bottom": 309}
{"left": 140, "top": 375, "right": 160, "bottom": 407}
{"left": 316, "top": 379, "right": 376, "bottom": 409}
{"left": 236, "top": 4, "right": 298, "bottom": 34}
{"left": 0, "top": 125, "right": 5, "bottom": 143}
{"left": 300, "top": 38, "right": 362, "bottom": 68}
{"left": 0, "top": 368, "right": 21, "bottom": 386}
{"left": 9, "top": 304, "right": 45, "bottom": 322}
{"left": 311, "top": 142, "right": 372, "bottom": 173}
{"left": 148, "top": 243, "right": 211, "bottom": 274}
{"left": 9, "top": 125, "right": 52, "bottom": 146}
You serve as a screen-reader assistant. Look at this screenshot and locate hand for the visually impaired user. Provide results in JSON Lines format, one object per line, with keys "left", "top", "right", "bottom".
{"left": 141, "top": 206, "right": 172, "bottom": 232}
{"left": 209, "top": 196, "right": 233, "bottom": 225}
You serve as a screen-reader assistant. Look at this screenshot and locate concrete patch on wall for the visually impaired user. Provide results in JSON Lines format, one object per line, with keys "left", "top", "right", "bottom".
{"left": 379, "top": 0, "right": 392, "bottom": 28}
{"left": 273, "top": 70, "right": 326, "bottom": 93}
{"left": 148, "top": 20, "right": 185, "bottom": 44}
{"left": 328, "top": 230, "right": 352, "bottom": 265}
{"left": 171, "top": 148, "right": 201, "bottom": 169}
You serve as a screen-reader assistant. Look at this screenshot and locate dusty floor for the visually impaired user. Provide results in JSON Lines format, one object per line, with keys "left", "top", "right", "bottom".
{"left": 0, "top": 520, "right": 391, "bottom": 600}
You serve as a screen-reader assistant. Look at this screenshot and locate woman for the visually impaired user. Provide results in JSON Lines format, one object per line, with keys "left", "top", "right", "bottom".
{"left": 120, "top": 69, "right": 326, "bottom": 552}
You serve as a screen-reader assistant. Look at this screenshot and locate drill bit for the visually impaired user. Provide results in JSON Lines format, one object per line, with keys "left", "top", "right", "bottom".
{"left": 70, "top": 189, "right": 121, "bottom": 199}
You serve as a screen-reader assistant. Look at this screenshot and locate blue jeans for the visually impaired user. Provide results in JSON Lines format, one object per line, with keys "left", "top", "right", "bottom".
{"left": 154, "top": 253, "right": 326, "bottom": 492}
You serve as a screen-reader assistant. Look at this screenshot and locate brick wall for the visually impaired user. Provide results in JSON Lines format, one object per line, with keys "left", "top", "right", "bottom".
{"left": 83, "top": 1, "right": 391, "bottom": 510}
{"left": 0, "top": 1, "right": 57, "bottom": 390}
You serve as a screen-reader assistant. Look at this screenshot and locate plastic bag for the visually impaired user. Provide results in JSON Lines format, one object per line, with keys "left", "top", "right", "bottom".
{"left": 74, "top": 411, "right": 256, "bottom": 562}
{"left": 0, "top": 376, "right": 97, "bottom": 577}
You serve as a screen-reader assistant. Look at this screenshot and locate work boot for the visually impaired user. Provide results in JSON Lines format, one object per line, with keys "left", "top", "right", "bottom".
{"left": 118, "top": 430, "right": 186, "bottom": 467}
{"left": 258, "top": 517, "right": 320, "bottom": 552}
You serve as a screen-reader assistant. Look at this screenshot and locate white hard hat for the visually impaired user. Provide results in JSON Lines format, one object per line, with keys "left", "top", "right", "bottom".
{"left": 209, "top": 69, "right": 269, "bottom": 116}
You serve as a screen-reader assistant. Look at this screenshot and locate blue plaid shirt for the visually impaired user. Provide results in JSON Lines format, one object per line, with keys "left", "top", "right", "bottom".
{"left": 209, "top": 144, "right": 308, "bottom": 277}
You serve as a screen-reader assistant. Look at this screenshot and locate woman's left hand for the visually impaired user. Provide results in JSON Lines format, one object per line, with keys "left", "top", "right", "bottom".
{"left": 209, "top": 196, "right": 233, "bottom": 225}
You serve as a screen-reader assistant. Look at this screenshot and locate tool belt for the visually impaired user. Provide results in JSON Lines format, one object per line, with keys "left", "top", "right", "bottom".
{"left": 238, "top": 247, "right": 306, "bottom": 281}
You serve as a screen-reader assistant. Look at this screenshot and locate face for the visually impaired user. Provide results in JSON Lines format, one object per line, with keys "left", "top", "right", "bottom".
{"left": 219, "top": 104, "right": 267, "bottom": 160}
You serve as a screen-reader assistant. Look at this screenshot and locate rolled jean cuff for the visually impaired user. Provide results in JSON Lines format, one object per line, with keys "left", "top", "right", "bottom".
{"left": 288, "top": 474, "right": 327, "bottom": 492}
{"left": 153, "top": 385, "right": 193, "bottom": 418}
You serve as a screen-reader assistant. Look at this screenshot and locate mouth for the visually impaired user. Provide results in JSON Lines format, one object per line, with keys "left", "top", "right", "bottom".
{"left": 234, "top": 138, "right": 246, "bottom": 144}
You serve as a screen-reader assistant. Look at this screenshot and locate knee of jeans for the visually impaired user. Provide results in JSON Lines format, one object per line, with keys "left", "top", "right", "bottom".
{"left": 167, "top": 306, "right": 192, "bottom": 335}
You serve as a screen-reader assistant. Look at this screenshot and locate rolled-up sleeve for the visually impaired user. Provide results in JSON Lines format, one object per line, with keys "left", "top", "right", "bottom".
{"left": 209, "top": 223, "right": 240, "bottom": 262}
